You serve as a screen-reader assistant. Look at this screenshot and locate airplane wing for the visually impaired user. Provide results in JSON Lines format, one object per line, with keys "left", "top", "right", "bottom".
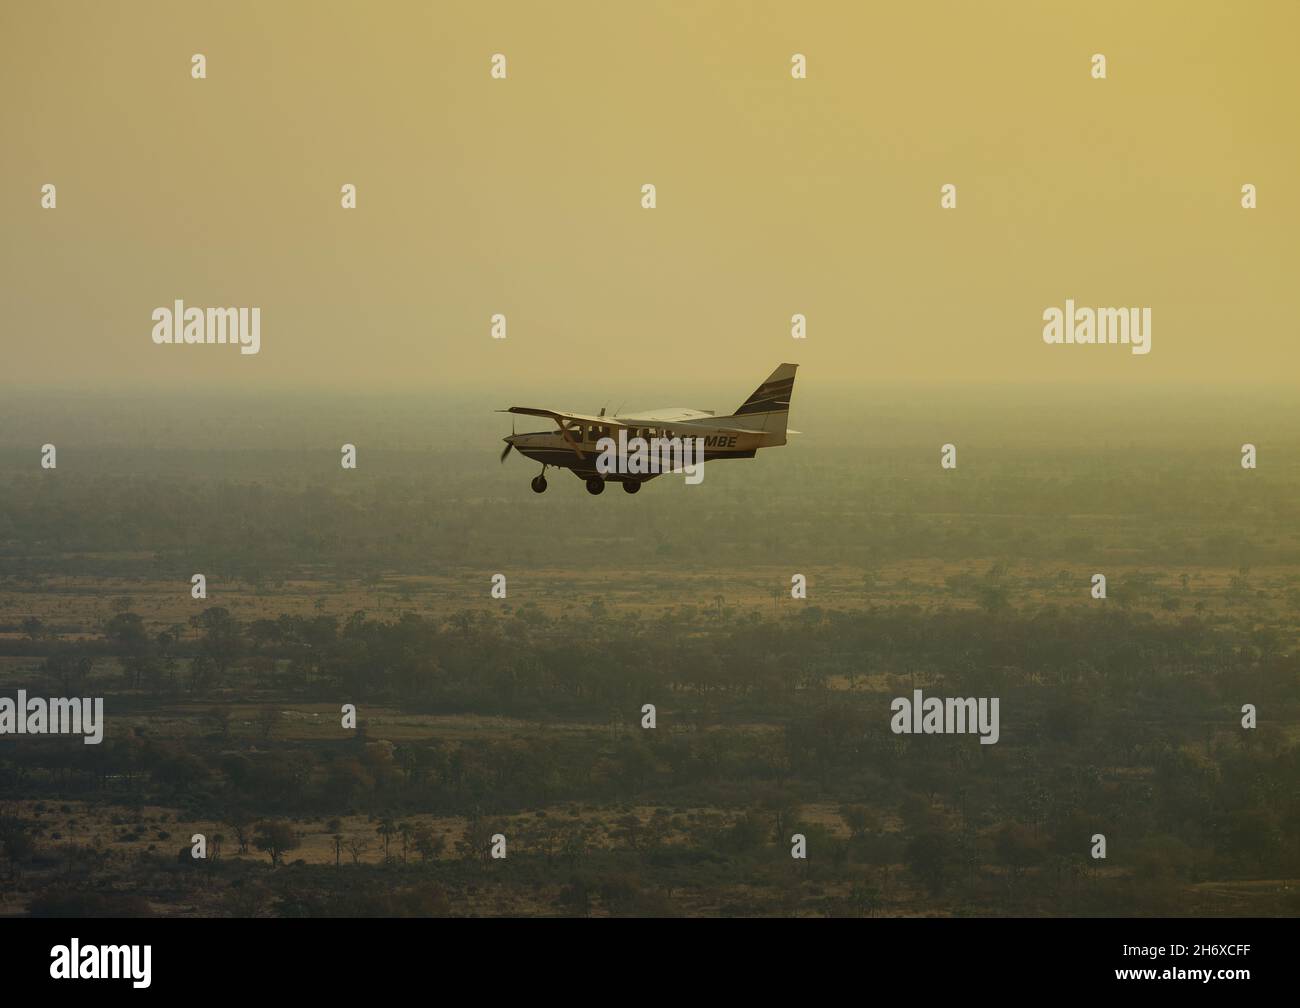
{"left": 500, "top": 406, "right": 768, "bottom": 436}
{"left": 615, "top": 408, "right": 715, "bottom": 422}
{"left": 499, "top": 407, "right": 608, "bottom": 426}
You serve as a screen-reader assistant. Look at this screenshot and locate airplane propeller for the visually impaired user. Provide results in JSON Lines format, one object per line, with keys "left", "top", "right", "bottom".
{"left": 499, "top": 419, "right": 516, "bottom": 463}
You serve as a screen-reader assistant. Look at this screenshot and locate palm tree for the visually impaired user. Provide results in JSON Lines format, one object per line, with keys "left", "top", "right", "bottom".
{"left": 376, "top": 818, "right": 396, "bottom": 861}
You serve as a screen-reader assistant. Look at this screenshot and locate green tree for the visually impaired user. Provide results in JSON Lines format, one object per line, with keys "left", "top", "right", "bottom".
{"left": 253, "top": 821, "right": 300, "bottom": 866}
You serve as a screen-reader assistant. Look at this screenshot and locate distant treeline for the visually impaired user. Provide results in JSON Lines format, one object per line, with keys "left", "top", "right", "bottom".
{"left": 1, "top": 451, "right": 1296, "bottom": 579}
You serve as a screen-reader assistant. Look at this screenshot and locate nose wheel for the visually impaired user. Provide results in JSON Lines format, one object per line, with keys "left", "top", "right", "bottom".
{"left": 531, "top": 473, "right": 547, "bottom": 493}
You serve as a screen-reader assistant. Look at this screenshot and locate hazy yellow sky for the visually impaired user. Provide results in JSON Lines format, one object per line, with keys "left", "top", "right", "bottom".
{"left": 2, "top": 0, "right": 1296, "bottom": 391}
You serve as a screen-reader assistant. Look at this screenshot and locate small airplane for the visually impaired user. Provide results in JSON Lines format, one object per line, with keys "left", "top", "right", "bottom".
{"left": 499, "top": 363, "right": 798, "bottom": 495}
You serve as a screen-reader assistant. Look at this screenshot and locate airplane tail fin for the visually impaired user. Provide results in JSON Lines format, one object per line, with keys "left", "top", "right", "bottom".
{"left": 727, "top": 363, "right": 797, "bottom": 444}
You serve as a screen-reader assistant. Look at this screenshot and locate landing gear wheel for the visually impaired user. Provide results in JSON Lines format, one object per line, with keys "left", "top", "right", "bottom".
{"left": 530, "top": 475, "right": 547, "bottom": 494}
{"left": 585, "top": 477, "right": 605, "bottom": 496}
{"left": 622, "top": 480, "right": 641, "bottom": 494}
